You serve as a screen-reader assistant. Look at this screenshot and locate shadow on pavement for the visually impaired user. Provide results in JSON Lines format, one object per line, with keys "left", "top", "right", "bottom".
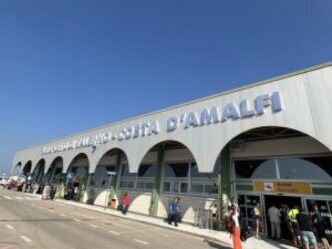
{"left": 203, "top": 239, "right": 232, "bottom": 249}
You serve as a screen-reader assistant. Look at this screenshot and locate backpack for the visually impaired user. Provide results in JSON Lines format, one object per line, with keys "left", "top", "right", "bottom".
{"left": 240, "top": 225, "right": 253, "bottom": 241}
{"left": 225, "top": 216, "right": 235, "bottom": 233}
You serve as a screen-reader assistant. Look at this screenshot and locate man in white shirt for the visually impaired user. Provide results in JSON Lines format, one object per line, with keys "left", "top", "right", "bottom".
{"left": 268, "top": 204, "right": 281, "bottom": 240}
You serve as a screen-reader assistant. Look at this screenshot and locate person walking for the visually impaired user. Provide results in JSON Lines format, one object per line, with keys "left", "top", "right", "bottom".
{"left": 253, "top": 203, "right": 263, "bottom": 238}
{"left": 296, "top": 207, "right": 318, "bottom": 249}
{"left": 312, "top": 205, "right": 330, "bottom": 249}
{"left": 230, "top": 205, "right": 243, "bottom": 249}
{"left": 168, "top": 197, "right": 180, "bottom": 227}
{"left": 121, "top": 192, "right": 131, "bottom": 215}
{"left": 268, "top": 204, "right": 281, "bottom": 240}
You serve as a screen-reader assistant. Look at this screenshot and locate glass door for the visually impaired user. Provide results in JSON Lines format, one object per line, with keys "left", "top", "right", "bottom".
{"left": 306, "top": 199, "right": 332, "bottom": 241}
{"left": 238, "top": 194, "right": 264, "bottom": 235}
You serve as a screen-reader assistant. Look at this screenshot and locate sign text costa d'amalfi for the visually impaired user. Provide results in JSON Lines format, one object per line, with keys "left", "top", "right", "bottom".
{"left": 42, "top": 91, "right": 282, "bottom": 155}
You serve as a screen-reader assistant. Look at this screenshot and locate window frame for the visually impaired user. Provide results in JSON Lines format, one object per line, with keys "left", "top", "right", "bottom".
{"left": 162, "top": 160, "right": 220, "bottom": 196}
{"left": 232, "top": 153, "right": 332, "bottom": 183}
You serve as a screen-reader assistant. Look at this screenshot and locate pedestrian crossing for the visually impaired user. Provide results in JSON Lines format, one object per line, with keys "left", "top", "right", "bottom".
{"left": 0, "top": 195, "right": 40, "bottom": 201}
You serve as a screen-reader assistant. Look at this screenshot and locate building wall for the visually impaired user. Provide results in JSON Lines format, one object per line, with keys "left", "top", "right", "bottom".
{"left": 157, "top": 194, "right": 217, "bottom": 224}
{"left": 13, "top": 64, "right": 332, "bottom": 177}
{"left": 230, "top": 136, "right": 329, "bottom": 158}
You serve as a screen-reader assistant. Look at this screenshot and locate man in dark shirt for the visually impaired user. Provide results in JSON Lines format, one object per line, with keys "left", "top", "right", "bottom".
{"left": 296, "top": 207, "right": 317, "bottom": 249}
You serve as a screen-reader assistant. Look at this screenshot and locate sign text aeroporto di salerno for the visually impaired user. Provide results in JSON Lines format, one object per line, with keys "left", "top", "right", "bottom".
{"left": 42, "top": 92, "right": 282, "bottom": 155}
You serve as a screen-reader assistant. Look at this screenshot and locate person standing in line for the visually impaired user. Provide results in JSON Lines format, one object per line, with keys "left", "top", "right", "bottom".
{"left": 121, "top": 192, "right": 131, "bottom": 215}
{"left": 289, "top": 205, "right": 302, "bottom": 248}
{"left": 296, "top": 207, "right": 318, "bottom": 249}
{"left": 230, "top": 205, "right": 243, "bottom": 249}
{"left": 50, "top": 184, "right": 56, "bottom": 200}
{"left": 168, "top": 197, "right": 180, "bottom": 227}
{"left": 280, "top": 203, "right": 291, "bottom": 240}
{"left": 253, "top": 203, "right": 263, "bottom": 238}
{"left": 268, "top": 204, "right": 281, "bottom": 240}
{"left": 312, "top": 205, "right": 330, "bottom": 249}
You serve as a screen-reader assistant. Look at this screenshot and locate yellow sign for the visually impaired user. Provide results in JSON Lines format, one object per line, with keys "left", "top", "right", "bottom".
{"left": 253, "top": 181, "right": 312, "bottom": 195}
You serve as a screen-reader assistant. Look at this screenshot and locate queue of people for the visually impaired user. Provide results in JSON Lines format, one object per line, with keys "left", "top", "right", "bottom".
{"left": 226, "top": 198, "right": 330, "bottom": 249}
{"left": 271, "top": 204, "right": 329, "bottom": 249}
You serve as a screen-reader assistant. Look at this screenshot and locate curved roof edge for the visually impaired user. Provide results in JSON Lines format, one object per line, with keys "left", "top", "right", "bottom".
{"left": 17, "top": 61, "right": 332, "bottom": 151}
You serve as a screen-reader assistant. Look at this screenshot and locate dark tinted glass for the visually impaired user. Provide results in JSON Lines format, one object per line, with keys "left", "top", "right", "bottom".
{"left": 138, "top": 164, "right": 156, "bottom": 177}
{"left": 235, "top": 159, "right": 276, "bottom": 179}
{"left": 164, "top": 163, "right": 189, "bottom": 177}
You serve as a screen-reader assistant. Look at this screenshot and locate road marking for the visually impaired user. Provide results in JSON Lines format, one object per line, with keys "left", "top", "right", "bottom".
{"left": 73, "top": 218, "right": 81, "bottom": 223}
{"left": 59, "top": 213, "right": 66, "bottom": 217}
{"left": 89, "top": 224, "right": 98, "bottom": 228}
{"left": 31, "top": 204, "right": 36, "bottom": 207}
{"left": 38, "top": 206, "right": 44, "bottom": 209}
{"left": 48, "top": 209, "right": 55, "bottom": 213}
{"left": 134, "top": 239, "right": 149, "bottom": 245}
{"left": 108, "top": 230, "right": 120, "bottom": 235}
{"left": 5, "top": 224, "right": 14, "bottom": 230}
{"left": 3, "top": 196, "right": 13, "bottom": 200}
{"left": 15, "top": 197, "right": 23, "bottom": 200}
{"left": 160, "top": 232, "right": 169, "bottom": 237}
{"left": 20, "top": 235, "right": 32, "bottom": 243}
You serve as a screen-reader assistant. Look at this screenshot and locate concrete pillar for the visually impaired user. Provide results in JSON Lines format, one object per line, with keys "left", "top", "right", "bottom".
{"left": 149, "top": 145, "right": 165, "bottom": 216}
{"left": 110, "top": 152, "right": 122, "bottom": 200}
{"left": 219, "top": 145, "right": 231, "bottom": 228}
{"left": 49, "top": 165, "right": 57, "bottom": 184}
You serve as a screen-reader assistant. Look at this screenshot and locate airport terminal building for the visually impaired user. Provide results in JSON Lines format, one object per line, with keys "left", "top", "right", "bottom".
{"left": 12, "top": 63, "right": 332, "bottom": 238}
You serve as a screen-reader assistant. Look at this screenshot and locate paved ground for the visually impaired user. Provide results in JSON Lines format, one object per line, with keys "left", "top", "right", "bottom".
{"left": 0, "top": 188, "right": 232, "bottom": 249}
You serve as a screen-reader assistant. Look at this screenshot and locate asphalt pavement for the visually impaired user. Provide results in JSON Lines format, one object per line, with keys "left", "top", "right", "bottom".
{"left": 0, "top": 188, "right": 231, "bottom": 249}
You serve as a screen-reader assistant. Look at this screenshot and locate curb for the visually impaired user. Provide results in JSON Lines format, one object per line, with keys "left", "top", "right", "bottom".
{"left": 53, "top": 199, "right": 229, "bottom": 245}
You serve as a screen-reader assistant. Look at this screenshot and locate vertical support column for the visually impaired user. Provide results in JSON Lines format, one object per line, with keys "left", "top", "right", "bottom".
{"left": 149, "top": 145, "right": 165, "bottom": 216}
{"left": 49, "top": 165, "right": 57, "bottom": 184}
{"left": 219, "top": 145, "right": 231, "bottom": 228}
{"left": 80, "top": 172, "right": 92, "bottom": 203}
{"left": 110, "top": 152, "right": 122, "bottom": 200}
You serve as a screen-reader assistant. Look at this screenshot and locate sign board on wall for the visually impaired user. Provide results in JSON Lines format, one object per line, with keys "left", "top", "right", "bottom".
{"left": 42, "top": 91, "right": 283, "bottom": 155}
{"left": 253, "top": 181, "right": 312, "bottom": 195}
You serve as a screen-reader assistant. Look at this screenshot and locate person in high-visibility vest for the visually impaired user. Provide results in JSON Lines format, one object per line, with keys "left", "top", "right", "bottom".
{"left": 288, "top": 205, "right": 302, "bottom": 248}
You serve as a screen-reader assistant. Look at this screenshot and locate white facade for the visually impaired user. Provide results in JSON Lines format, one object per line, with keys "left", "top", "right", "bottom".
{"left": 13, "top": 63, "right": 332, "bottom": 178}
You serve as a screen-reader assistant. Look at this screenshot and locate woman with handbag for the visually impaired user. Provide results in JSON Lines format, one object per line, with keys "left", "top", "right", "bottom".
{"left": 230, "top": 205, "right": 242, "bottom": 249}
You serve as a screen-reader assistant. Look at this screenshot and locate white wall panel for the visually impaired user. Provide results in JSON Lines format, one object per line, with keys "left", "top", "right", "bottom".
{"left": 13, "top": 64, "right": 332, "bottom": 176}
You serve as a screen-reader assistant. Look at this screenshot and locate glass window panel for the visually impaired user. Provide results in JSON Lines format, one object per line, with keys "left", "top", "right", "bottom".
{"left": 52, "top": 168, "right": 64, "bottom": 184}
{"left": 127, "top": 181, "right": 134, "bottom": 189}
{"left": 191, "top": 162, "right": 219, "bottom": 178}
{"left": 191, "top": 184, "right": 204, "bottom": 193}
{"left": 164, "top": 163, "right": 189, "bottom": 178}
{"left": 121, "top": 164, "right": 136, "bottom": 177}
{"left": 173, "top": 182, "right": 179, "bottom": 192}
{"left": 145, "top": 182, "right": 154, "bottom": 190}
{"left": 180, "top": 182, "right": 188, "bottom": 193}
{"left": 205, "top": 184, "right": 218, "bottom": 194}
{"left": 90, "top": 165, "right": 115, "bottom": 188}
{"left": 235, "top": 159, "right": 276, "bottom": 179}
{"left": 164, "top": 182, "right": 171, "bottom": 192}
{"left": 278, "top": 157, "right": 331, "bottom": 180}
{"left": 136, "top": 181, "right": 144, "bottom": 190}
{"left": 138, "top": 164, "right": 156, "bottom": 177}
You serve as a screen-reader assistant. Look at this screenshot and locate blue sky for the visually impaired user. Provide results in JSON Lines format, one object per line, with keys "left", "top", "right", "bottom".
{"left": 1, "top": 0, "right": 332, "bottom": 175}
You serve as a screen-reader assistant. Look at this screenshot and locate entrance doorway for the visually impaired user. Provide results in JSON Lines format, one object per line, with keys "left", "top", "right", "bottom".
{"left": 264, "top": 195, "right": 302, "bottom": 241}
